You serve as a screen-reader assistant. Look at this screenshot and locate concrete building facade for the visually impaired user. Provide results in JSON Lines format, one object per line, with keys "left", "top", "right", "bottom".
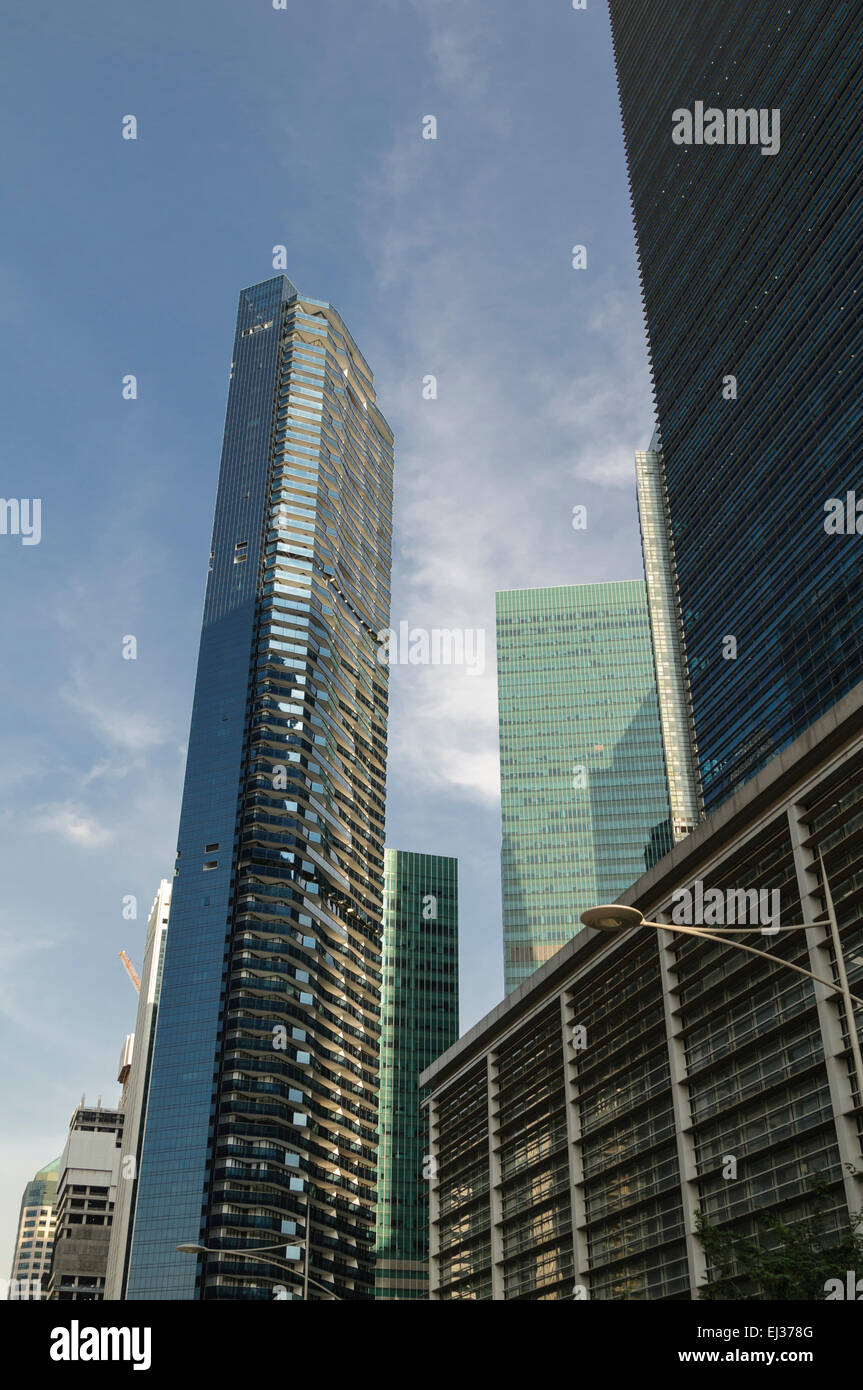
{"left": 423, "top": 686, "right": 863, "bottom": 1299}
{"left": 46, "top": 1103, "right": 124, "bottom": 1301}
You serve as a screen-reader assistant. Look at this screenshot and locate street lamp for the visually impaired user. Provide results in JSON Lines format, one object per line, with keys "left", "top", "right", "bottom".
{"left": 175, "top": 1241, "right": 340, "bottom": 1301}
{"left": 580, "top": 854, "right": 863, "bottom": 1106}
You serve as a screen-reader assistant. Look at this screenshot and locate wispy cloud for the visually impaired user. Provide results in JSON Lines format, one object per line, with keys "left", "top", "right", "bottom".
{"left": 58, "top": 670, "right": 170, "bottom": 785}
{"left": 0, "top": 925, "right": 60, "bottom": 1021}
{"left": 364, "top": 236, "right": 649, "bottom": 810}
{"left": 389, "top": 659, "right": 501, "bottom": 803}
{"left": 64, "top": 687, "right": 166, "bottom": 753}
{"left": 425, "top": 19, "right": 490, "bottom": 104}
{"left": 29, "top": 801, "right": 113, "bottom": 848}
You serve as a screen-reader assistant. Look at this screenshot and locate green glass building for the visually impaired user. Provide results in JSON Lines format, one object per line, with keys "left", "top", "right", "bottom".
{"left": 497, "top": 583, "right": 672, "bottom": 994}
{"left": 375, "top": 850, "right": 458, "bottom": 1299}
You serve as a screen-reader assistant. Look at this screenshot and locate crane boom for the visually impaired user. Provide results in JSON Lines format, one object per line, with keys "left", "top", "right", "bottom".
{"left": 119, "top": 950, "right": 141, "bottom": 994}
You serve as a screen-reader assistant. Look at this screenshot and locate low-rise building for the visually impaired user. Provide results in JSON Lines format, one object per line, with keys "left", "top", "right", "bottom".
{"left": 422, "top": 685, "right": 863, "bottom": 1299}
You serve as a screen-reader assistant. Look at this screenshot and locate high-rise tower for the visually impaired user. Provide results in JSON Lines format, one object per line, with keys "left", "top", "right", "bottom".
{"left": 375, "top": 850, "right": 459, "bottom": 1299}
{"left": 47, "top": 1102, "right": 123, "bottom": 1301}
{"left": 609, "top": 0, "right": 863, "bottom": 811}
{"left": 7, "top": 1157, "right": 60, "bottom": 1299}
{"left": 635, "top": 428, "right": 701, "bottom": 840}
{"left": 127, "top": 276, "right": 394, "bottom": 1300}
{"left": 104, "top": 880, "right": 171, "bottom": 1300}
{"left": 497, "top": 583, "right": 672, "bottom": 994}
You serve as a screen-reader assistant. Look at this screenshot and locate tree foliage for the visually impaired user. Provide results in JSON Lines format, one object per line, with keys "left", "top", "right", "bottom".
{"left": 694, "top": 1171, "right": 863, "bottom": 1300}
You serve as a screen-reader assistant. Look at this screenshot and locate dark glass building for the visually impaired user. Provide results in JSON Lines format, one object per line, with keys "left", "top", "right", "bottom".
{"left": 375, "top": 849, "right": 459, "bottom": 1299}
{"left": 609, "top": 1, "right": 863, "bottom": 811}
{"left": 126, "top": 275, "right": 394, "bottom": 1300}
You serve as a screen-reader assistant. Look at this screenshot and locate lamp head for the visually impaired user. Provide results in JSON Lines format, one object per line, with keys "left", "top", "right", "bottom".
{"left": 580, "top": 905, "right": 645, "bottom": 933}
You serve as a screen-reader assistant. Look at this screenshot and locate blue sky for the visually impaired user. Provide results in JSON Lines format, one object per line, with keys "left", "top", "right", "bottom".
{"left": 0, "top": 0, "right": 653, "bottom": 1265}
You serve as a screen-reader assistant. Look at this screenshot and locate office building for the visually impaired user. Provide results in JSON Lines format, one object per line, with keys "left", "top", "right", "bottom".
{"left": 375, "top": 850, "right": 459, "bottom": 1299}
{"left": 635, "top": 428, "right": 701, "bottom": 839}
{"left": 127, "top": 275, "right": 394, "bottom": 1300}
{"left": 609, "top": 1, "right": 863, "bottom": 811}
{"left": 497, "top": 583, "right": 672, "bottom": 994}
{"left": 423, "top": 683, "right": 863, "bottom": 1299}
{"left": 104, "top": 880, "right": 171, "bottom": 1300}
{"left": 7, "top": 1156, "right": 60, "bottom": 1299}
{"left": 46, "top": 1102, "right": 123, "bottom": 1301}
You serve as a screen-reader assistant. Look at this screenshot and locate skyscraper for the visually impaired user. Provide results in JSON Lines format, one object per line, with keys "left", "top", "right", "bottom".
{"left": 635, "top": 428, "right": 701, "bottom": 840}
{"left": 375, "top": 849, "right": 459, "bottom": 1300}
{"left": 126, "top": 275, "right": 394, "bottom": 1300}
{"left": 7, "top": 1156, "right": 60, "bottom": 1299}
{"left": 104, "top": 880, "right": 171, "bottom": 1300}
{"left": 609, "top": 0, "right": 863, "bottom": 811}
{"left": 497, "top": 583, "right": 672, "bottom": 994}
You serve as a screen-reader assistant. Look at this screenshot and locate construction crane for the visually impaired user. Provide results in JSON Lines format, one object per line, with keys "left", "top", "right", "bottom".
{"left": 119, "top": 950, "right": 141, "bottom": 995}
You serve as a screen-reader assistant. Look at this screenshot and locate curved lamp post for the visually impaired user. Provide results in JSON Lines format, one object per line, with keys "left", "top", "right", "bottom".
{"left": 580, "top": 856, "right": 863, "bottom": 1106}
{"left": 176, "top": 1241, "right": 340, "bottom": 1301}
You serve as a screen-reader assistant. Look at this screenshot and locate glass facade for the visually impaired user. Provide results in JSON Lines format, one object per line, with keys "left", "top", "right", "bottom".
{"left": 105, "top": 880, "right": 172, "bottom": 1300}
{"left": 635, "top": 428, "right": 701, "bottom": 838}
{"left": 375, "top": 849, "right": 459, "bottom": 1299}
{"left": 497, "top": 583, "right": 673, "bottom": 994}
{"left": 7, "top": 1157, "right": 60, "bottom": 1299}
{"left": 609, "top": 1, "right": 863, "bottom": 811}
{"left": 127, "top": 275, "right": 394, "bottom": 1300}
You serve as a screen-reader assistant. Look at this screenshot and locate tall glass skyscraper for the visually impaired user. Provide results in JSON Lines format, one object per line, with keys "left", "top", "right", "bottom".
{"left": 375, "top": 849, "right": 459, "bottom": 1300}
{"left": 497, "top": 583, "right": 672, "bottom": 994}
{"left": 609, "top": 0, "right": 863, "bottom": 812}
{"left": 127, "top": 275, "right": 394, "bottom": 1300}
{"left": 635, "top": 427, "right": 701, "bottom": 839}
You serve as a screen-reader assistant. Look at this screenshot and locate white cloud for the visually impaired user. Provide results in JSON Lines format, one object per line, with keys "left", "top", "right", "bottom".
{"left": 0, "top": 926, "right": 60, "bottom": 1024}
{"left": 360, "top": 139, "right": 651, "bottom": 805}
{"left": 388, "top": 655, "right": 501, "bottom": 804}
{"left": 30, "top": 802, "right": 112, "bottom": 848}
{"left": 426, "top": 24, "right": 490, "bottom": 104}
{"left": 61, "top": 674, "right": 169, "bottom": 762}
{"left": 406, "top": 0, "right": 494, "bottom": 105}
